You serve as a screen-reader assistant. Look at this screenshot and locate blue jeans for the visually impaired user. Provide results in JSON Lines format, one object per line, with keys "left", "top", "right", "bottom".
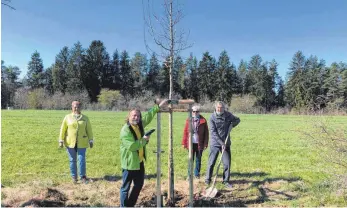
{"left": 188, "top": 143, "right": 203, "bottom": 177}
{"left": 120, "top": 162, "right": 145, "bottom": 207}
{"left": 205, "top": 145, "right": 231, "bottom": 183}
{"left": 66, "top": 147, "right": 86, "bottom": 179}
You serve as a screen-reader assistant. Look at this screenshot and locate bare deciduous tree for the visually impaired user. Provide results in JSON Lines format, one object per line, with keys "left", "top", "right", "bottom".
{"left": 304, "top": 120, "right": 347, "bottom": 169}
{"left": 142, "top": 0, "right": 192, "bottom": 206}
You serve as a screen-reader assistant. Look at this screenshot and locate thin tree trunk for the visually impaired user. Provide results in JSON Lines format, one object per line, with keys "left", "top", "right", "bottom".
{"left": 167, "top": 0, "right": 175, "bottom": 206}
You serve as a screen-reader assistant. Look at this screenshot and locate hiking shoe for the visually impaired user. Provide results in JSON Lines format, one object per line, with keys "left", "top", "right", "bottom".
{"left": 223, "top": 182, "right": 232, "bottom": 189}
{"left": 205, "top": 180, "right": 211, "bottom": 186}
{"left": 72, "top": 177, "right": 78, "bottom": 184}
{"left": 81, "top": 176, "right": 89, "bottom": 184}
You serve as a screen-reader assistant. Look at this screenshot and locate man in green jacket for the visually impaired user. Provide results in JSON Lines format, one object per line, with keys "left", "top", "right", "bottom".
{"left": 120, "top": 99, "right": 168, "bottom": 207}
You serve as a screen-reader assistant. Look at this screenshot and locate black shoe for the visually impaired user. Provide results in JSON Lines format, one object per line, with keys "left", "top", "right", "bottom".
{"left": 223, "top": 182, "right": 232, "bottom": 189}
{"left": 205, "top": 180, "right": 211, "bottom": 185}
{"left": 81, "top": 176, "right": 89, "bottom": 184}
{"left": 194, "top": 175, "right": 200, "bottom": 179}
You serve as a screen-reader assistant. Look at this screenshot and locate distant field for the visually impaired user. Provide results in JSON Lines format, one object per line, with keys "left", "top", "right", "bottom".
{"left": 1, "top": 110, "right": 346, "bottom": 206}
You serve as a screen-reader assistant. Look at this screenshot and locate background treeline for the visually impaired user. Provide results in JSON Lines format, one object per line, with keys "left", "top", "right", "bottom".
{"left": 1, "top": 40, "right": 347, "bottom": 113}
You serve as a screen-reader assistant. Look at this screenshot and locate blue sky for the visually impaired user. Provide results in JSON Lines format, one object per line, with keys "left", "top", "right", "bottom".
{"left": 1, "top": 0, "right": 347, "bottom": 80}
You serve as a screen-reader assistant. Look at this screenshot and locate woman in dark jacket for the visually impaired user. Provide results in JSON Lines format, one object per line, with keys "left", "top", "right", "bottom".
{"left": 181, "top": 105, "right": 209, "bottom": 178}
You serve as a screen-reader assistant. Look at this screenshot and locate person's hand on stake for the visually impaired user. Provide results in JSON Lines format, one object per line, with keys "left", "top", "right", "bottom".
{"left": 159, "top": 99, "right": 169, "bottom": 108}
{"left": 143, "top": 135, "right": 150, "bottom": 143}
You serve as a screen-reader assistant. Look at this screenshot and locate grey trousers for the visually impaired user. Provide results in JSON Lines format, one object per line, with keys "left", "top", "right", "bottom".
{"left": 205, "top": 145, "right": 231, "bottom": 183}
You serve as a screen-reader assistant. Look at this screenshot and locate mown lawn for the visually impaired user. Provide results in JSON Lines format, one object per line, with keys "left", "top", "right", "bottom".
{"left": 1, "top": 109, "right": 346, "bottom": 206}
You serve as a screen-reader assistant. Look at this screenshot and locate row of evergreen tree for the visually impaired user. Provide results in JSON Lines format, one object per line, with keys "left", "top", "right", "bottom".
{"left": 1, "top": 40, "right": 347, "bottom": 111}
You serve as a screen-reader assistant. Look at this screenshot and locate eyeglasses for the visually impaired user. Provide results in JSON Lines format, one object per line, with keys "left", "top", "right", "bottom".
{"left": 192, "top": 111, "right": 199, "bottom": 113}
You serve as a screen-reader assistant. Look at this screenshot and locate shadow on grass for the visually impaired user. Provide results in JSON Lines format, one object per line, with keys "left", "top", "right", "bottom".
{"left": 192, "top": 172, "right": 302, "bottom": 207}
{"left": 101, "top": 175, "right": 122, "bottom": 182}
{"left": 101, "top": 174, "right": 159, "bottom": 181}
{"left": 145, "top": 173, "right": 163, "bottom": 179}
{"left": 231, "top": 171, "right": 268, "bottom": 178}
{"left": 137, "top": 171, "right": 303, "bottom": 207}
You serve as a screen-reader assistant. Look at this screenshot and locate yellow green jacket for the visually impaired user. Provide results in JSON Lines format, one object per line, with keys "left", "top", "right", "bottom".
{"left": 59, "top": 113, "right": 94, "bottom": 148}
{"left": 120, "top": 105, "right": 159, "bottom": 170}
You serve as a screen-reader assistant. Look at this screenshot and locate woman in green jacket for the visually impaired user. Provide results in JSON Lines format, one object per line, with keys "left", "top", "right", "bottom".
{"left": 59, "top": 101, "right": 94, "bottom": 184}
{"left": 120, "top": 99, "right": 168, "bottom": 207}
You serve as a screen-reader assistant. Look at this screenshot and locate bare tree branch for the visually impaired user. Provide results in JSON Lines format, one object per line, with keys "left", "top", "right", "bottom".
{"left": 2, "top": 0, "right": 16, "bottom": 10}
{"left": 302, "top": 120, "right": 347, "bottom": 173}
{"left": 163, "top": 0, "right": 171, "bottom": 17}
{"left": 143, "top": 0, "right": 192, "bottom": 60}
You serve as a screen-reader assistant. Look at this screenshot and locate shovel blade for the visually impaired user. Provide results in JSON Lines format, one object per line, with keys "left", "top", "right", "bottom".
{"left": 203, "top": 187, "right": 218, "bottom": 198}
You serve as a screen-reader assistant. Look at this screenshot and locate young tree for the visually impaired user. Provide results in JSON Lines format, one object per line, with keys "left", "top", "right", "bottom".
{"left": 143, "top": 0, "right": 192, "bottom": 204}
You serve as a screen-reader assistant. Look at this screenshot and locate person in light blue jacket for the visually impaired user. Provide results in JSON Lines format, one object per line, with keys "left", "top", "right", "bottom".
{"left": 205, "top": 101, "right": 240, "bottom": 188}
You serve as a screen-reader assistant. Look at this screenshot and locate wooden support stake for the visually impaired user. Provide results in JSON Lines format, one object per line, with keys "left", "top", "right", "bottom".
{"left": 188, "top": 104, "right": 194, "bottom": 207}
{"left": 155, "top": 112, "right": 163, "bottom": 207}
{"left": 155, "top": 98, "right": 195, "bottom": 105}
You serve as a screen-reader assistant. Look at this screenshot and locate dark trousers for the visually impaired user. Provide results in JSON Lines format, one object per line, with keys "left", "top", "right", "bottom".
{"left": 205, "top": 145, "right": 231, "bottom": 183}
{"left": 120, "top": 162, "right": 145, "bottom": 207}
{"left": 188, "top": 143, "right": 203, "bottom": 177}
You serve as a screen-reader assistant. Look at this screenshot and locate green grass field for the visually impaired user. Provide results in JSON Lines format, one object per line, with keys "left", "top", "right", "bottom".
{"left": 1, "top": 109, "right": 347, "bottom": 206}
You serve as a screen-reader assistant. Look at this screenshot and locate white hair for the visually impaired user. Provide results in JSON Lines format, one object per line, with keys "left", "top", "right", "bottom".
{"left": 192, "top": 105, "right": 200, "bottom": 111}
{"left": 214, "top": 101, "right": 229, "bottom": 111}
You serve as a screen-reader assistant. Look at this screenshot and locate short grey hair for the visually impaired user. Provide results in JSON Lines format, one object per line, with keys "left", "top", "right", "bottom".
{"left": 214, "top": 101, "right": 225, "bottom": 108}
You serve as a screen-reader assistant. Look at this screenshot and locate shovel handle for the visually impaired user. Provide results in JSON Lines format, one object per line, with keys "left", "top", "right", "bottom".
{"left": 210, "top": 140, "right": 227, "bottom": 186}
